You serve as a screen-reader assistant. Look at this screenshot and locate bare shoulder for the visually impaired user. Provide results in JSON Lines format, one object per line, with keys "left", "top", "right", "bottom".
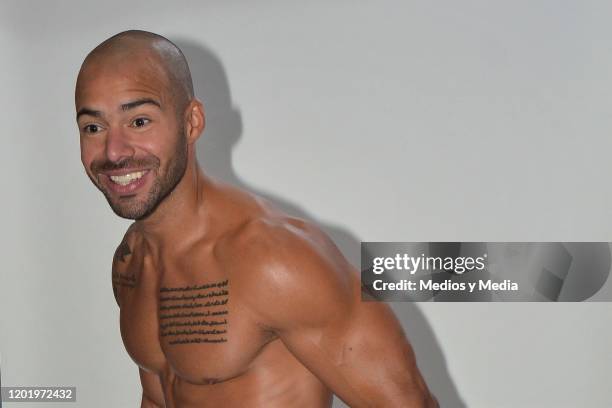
{"left": 111, "top": 223, "right": 143, "bottom": 268}
{"left": 111, "top": 223, "right": 144, "bottom": 306}
{"left": 216, "top": 215, "right": 359, "bottom": 330}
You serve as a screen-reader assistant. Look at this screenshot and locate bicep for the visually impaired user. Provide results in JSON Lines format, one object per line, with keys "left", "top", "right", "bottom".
{"left": 139, "top": 368, "right": 165, "bottom": 407}
{"left": 279, "top": 298, "right": 434, "bottom": 407}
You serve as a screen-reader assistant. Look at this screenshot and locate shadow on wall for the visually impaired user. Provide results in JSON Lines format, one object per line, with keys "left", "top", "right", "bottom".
{"left": 172, "top": 37, "right": 465, "bottom": 408}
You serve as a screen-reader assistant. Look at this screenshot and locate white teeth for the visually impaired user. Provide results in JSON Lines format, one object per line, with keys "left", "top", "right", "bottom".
{"left": 109, "top": 171, "right": 146, "bottom": 186}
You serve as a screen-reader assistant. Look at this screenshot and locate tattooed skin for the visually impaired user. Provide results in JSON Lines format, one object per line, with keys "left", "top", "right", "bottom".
{"left": 114, "top": 240, "right": 132, "bottom": 263}
{"left": 112, "top": 240, "right": 136, "bottom": 290}
{"left": 112, "top": 272, "right": 136, "bottom": 288}
{"left": 159, "top": 279, "right": 229, "bottom": 345}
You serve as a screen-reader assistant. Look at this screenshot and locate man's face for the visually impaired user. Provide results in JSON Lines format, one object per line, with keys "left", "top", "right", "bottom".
{"left": 76, "top": 57, "right": 188, "bottom": 220}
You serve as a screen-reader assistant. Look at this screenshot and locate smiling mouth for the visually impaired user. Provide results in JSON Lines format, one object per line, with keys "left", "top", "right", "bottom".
{"left": 109, "top": 170, "right": 147, "bottom": 186}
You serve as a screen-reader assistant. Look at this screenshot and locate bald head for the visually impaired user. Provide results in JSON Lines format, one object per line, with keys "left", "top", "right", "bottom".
{"left": 76, "top": 30, "right": 194, "bottom": 115}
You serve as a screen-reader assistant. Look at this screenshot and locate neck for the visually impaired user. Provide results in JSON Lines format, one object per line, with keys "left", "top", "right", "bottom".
{"left": 136, "top": 155, "right": 211, "bottom": 247}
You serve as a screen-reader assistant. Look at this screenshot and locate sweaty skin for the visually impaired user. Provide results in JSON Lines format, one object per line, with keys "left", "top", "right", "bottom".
{"left": 76, "top": 31, "right": 438, "bottom": 408}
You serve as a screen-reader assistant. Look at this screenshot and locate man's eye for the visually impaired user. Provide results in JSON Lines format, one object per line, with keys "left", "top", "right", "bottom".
{"left": 131, "top": 118, "right": 151, "bottom": 128}
{"left": 83, "top": 124, "right": 102, "bottom": 133}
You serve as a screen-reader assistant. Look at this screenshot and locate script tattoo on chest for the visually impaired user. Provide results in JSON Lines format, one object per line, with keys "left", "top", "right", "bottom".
{"left": 159, "top": 279, "right": 229, "bottom": 345}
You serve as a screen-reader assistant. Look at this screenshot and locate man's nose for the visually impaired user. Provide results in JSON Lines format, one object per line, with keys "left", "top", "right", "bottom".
{"left": 105, "top": 126, "right": 135, "bottom": 163}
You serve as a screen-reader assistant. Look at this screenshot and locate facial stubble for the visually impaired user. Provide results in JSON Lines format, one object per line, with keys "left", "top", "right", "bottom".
{"left": 90, "top": 126, "right": 188, "bottom": 220}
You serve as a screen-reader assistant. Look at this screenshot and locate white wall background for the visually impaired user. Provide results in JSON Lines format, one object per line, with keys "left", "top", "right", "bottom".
{"left": 2, "top": 1, "right": 612, "bottom": 407}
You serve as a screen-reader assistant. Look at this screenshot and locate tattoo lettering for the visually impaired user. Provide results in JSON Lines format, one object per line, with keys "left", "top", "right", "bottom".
{"left": 159, "top": 279, "right": 229, "bottom": 345}
{"left": 112, "top": 271, "right": 136, "bottom": 288}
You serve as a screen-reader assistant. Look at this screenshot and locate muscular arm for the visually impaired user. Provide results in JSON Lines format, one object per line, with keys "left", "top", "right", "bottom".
{"left": 233, "top": 220, "right": 438, "bottom": 407}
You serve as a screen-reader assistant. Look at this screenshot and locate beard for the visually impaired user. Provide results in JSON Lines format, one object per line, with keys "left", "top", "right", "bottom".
{"left": 88, "top": 127, "right": 188, "bottom": 220}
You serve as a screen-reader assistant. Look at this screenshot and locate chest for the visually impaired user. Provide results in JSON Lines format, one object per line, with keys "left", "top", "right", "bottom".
{"left": 115, "top": 250, "right": 272, "bottom": 384}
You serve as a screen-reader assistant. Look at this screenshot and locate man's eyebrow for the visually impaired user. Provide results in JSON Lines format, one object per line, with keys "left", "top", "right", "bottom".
{"left": 76, "top": 108, "right": 102, "bottom": 120}
{"left": 121, "top": 98, "right": 162, "bottom": 111}
{"left": 76, "top": 98, "right": 161, "bottom": 121}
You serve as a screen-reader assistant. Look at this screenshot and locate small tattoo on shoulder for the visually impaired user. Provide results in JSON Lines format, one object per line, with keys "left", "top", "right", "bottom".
{"left": 114, "top": 241, "right": 132, "bottom": 263}
{"left": 112, "top": 240, "right": 136, "bottom": 290}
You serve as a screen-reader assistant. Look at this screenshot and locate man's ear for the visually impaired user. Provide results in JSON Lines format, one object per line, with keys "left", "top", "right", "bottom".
{"left": 184, "top": 98, "right": 205, "bottom": 144}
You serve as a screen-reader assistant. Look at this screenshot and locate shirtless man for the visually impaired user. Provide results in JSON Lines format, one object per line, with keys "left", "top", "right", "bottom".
{"left": 75, "top": 30, "right": 437, "bottom": 408}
